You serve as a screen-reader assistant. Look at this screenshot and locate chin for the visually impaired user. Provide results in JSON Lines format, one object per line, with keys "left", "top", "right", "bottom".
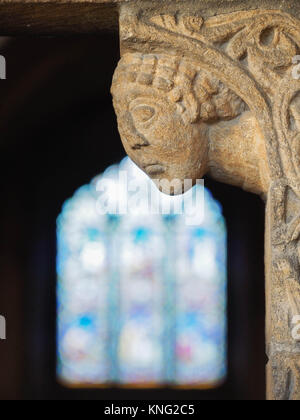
{"left": 152, "top": 178, "right": 191, "bottom": 196}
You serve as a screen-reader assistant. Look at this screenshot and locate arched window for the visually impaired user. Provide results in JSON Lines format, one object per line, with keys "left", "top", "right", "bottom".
{"left": 57, "top": 158, "right": 227, "bottom": 387}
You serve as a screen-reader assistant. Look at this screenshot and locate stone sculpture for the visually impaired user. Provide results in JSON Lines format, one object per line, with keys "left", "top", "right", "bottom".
{"left": 111, "top": 6, "right": 300, "bottom": 399}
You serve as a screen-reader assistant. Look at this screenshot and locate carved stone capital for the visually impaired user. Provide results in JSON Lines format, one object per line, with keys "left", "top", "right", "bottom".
{"left": 111, "top": 2, "right": 300, "bottom": 400}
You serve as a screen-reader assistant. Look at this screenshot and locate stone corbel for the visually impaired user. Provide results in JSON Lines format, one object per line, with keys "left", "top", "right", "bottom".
{"left": 111, "top": 1, "right": 300, "bottom": 400}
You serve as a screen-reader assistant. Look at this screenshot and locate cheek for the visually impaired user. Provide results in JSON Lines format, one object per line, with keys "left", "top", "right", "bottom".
{"left": 146, "top": 117, "right": 188, "bottom": 151}
{"left": 194, "top": 127, "right": 209, "bottom": 158}
{"left": 173, "top": 127, "right": 208, "bottom": 175}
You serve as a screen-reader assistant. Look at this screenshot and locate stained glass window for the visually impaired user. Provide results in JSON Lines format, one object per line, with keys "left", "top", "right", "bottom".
{"left": 57, "top": 157, "right": 227, "bottom": 387}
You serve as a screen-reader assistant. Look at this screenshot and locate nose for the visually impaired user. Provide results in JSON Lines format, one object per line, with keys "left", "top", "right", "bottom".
{"left": 130, "top": 133, "right": 150, "bottom": 150}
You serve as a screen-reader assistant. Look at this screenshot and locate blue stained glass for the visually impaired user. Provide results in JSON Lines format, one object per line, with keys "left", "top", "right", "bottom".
{"left": 57, "top": 157, "right": 227, "bottom": 387}
{"left": 133, "top": 227, "right": 152, "bottom": 244}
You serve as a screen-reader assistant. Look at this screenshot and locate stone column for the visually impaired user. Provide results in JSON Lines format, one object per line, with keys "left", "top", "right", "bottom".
{"left": 111, "top": 1, "right": 300, "bottom": 400}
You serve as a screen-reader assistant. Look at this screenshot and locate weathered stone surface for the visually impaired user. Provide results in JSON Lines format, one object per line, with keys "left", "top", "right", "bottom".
{"left": 112, "top": 52, "right": 257, "bottom": 195}
{"left": 111, "top": 1, "right": 300, "bottom": 399}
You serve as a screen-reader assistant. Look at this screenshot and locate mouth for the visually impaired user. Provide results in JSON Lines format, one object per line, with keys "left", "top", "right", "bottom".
{"left": 144, "top": 164, "right": 166, "bottom": 176}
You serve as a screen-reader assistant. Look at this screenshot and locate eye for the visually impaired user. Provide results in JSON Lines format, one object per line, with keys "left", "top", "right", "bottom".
{"left": 131, "top": 105, "right": 155, "bottom": 123}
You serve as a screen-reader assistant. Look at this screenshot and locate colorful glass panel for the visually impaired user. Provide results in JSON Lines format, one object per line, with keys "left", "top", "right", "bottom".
{"left": 57, "top": 157, "right": 227, "bottom": 387}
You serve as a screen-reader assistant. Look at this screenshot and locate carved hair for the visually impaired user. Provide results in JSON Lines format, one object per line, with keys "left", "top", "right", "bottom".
{"left": 113, "top": 52, "right": 247, "bottom": 124}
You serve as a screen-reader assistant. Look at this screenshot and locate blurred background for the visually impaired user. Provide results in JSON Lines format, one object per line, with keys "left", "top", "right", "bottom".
{"left": 0, "top": 34, "right": 266, "bottom": 400}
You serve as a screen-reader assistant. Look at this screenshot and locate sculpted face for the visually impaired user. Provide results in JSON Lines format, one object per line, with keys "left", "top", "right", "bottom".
{"left": 111, "top": 52, "right": 248, "bottom": 195}
{"left": 112, "top": 82, "right": 209, "bottom": 195}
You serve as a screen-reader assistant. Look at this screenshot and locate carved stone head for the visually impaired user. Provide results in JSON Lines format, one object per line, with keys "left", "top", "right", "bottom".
{"left": 111, "top": 52, "right": 246, "bottom": 194}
